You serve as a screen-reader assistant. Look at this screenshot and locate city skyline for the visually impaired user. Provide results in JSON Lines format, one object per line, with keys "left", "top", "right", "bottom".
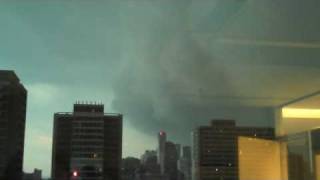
{"left": 2, "top": 69, "right": 320, "bottom": 180}
{"left": 2, "top": 0, "right": 320, "bottom": 178}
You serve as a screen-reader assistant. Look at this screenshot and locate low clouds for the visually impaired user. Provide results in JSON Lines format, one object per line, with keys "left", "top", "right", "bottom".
{"left": 110, "top": 0, "right": 320, "bottom": 144}
{"left": 27, "top": 83, "right": 61, "bottom": 105}
{"left": 218, "top": 38, "right": 320, "bottom": 49}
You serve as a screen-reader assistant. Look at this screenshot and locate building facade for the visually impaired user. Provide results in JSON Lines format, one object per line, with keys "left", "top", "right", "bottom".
{"left": 121, "top": 157, "right": 140, "bottom": 180}
{"left": 51, "top": 103, "right": 122, "bottom": 180}
{"left": 158, "top": 131, "right": 167, "bottom": 174}
{"left": 0, "top": 70, "right": 27, "bottom": 180}
{"left": 136, "top": 150, "right": 167, "bottom": 180}
{"left": 192, "top": 120, "right": 274, "bottom": 180}
{"left": 141, "top": 150, "right": 157, "bottom": 166}
{"left": 164, "top": 141, "right": 179, "bottom": 180}
{"left": 175, "top": 144, "right": 181, "bottom": 159}
{"left": 178, "top": 146, "right": 192, "bottom": 180}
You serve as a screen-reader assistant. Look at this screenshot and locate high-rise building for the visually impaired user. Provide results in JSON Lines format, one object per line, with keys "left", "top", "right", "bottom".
{"left": 175, "top": 144, "right": 181, "bottom": 159}
{"left": 192, "top": 120, "right": 274, "bottom": 180}
{"left": 157, "top": 131, "right": 166, "bottom": 174}
{"left": 182, "top": 146, "right": 191, "bottom": 160}
{"left": 137, "top": 150, "right": 168, "bottom": 180}
{"left": 121, "top": 157, "right": 140, "bottom": 180}
{"left": 141, "top": 150, "right": 157, "bottom": 166}
{"left": 178, "top": 146, "right": 191, "bottom": 180}
{"left": 51, "top": 103, "right": 122, "bottom": 180}
{"left": 164, "top": 141, "right": 179, "bottom": 180}
{"left": 0, "top": 70, "right": 27, "bottom": 180}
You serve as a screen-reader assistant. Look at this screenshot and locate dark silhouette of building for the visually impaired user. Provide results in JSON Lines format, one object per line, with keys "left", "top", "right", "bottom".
{"left": 140, "top": 150, "right": 160, "bottom": 174}
{"left": 23, "top": 169, "right": 42, "bottom": 180}
{"left": 0, "top": 70, "right": 27, "bottom": 180}
{"left": 122, "top": 157, "right": 140, "bottom": 180}
{"left": 141, "top": 150, "right": 156, "bottom": 165}
{"left": 136, "top": 150, "right": 168, "bottom": 180}
{"left": 192, "top": 120, "right": 274, "bottom": 180}
{"left": 182, "top": 146, "right": 191, "bottom": 160}
{"left": 156, "top": 132, "right": 180, "bottom": 180}
{"left": 178, "top": 146, "right": 191, "bottom": 180}
{"left": 164, "top": 141, "right": 178, "bottom": 180}
{"left": 51, "top": 103, "right": 122, "bottom": 180}
{"left": 175, "top": 144, "right": 181, "bottom": 159}
{"left": 157, "top": 131, "right": 166, "bottom": 174}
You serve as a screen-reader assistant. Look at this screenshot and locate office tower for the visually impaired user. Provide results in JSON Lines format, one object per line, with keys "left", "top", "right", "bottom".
{"left": 141, "top": 150, "right": 157, "bottom": 166}
{"left": 158, "top": 131, "right": 166, "bottom": 174}
{"left": 182, "top": 146, "right": 191, "bottom": 160}
{"left": 175, "top": 144, "right": 181, "bottom": 158}
{"left": 0, "top": 70, "right": 27, "bottom": 180}
{"left": 164, "top": 141, "right": 178, "bottom": 180}
{"left": 51, "top": 103, "right": 122, "bottom": 180}
{"left": 178, "top": 146, "right": 191, "bottom": 180}
{"left": 192, "top": 120, "right": 274, "bottom": 180}
{"left": 137, "top": 150, "right": 168, "bottom": 180}
{"left": 140, "top": 150, "right": 158, "bottom": 172}
{"left": 121, "top": 157, "right": 140, "bottom": 180}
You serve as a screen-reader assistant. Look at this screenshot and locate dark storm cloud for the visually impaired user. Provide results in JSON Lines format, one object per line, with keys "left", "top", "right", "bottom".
{"left": 1, "top": 0, "right": 320, "bottom": 174}
{"left": 111, "top": 0, "right": 320, "bottom": 144}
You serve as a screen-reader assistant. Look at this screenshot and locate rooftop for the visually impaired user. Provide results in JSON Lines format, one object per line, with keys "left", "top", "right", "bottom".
{"left": 73, "top": 102, "right": 104, "bottom": 113}
{"left": 0, "top": 70, "right": 20, "bottom": 82}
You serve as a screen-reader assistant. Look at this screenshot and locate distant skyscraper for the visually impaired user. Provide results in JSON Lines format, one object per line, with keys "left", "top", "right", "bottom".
{"left": 192, "top": 120, "right": 274, "bottom": 180}
{"left": 182, "top": 146, "right": 191, "bottom": 160}
{"left": 178, "top": 146, "right": 191, "bottom": 180}
{"left": 164, "top": 141, "right": 179, "bottom": 180}
{"left": 138, "top": 150, "right": 168, "bottom": 180}
{"left": 141, "top": 150, "right": 157, "bottom": 166}
{"left": 0, "top": 70, "right": 27, "bottom": 180}
{"left": 175, "top": 144, "right": 181, "bottom": 159}
{"left": 158, "top": 131, "right": 166, "bottom": 174}
{"left": 121, "top": 157, "right": 140, "bottom": 180}
{"left": 140, "top": 150, "right": 160, "bottom": 174}
{"left": 51, "top": 103, "right": 122, "bottom": 180}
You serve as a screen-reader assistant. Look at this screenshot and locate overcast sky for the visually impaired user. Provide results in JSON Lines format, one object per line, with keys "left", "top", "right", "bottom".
{"left": 1, "top": 0, "right": 320, "bottom": 177}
